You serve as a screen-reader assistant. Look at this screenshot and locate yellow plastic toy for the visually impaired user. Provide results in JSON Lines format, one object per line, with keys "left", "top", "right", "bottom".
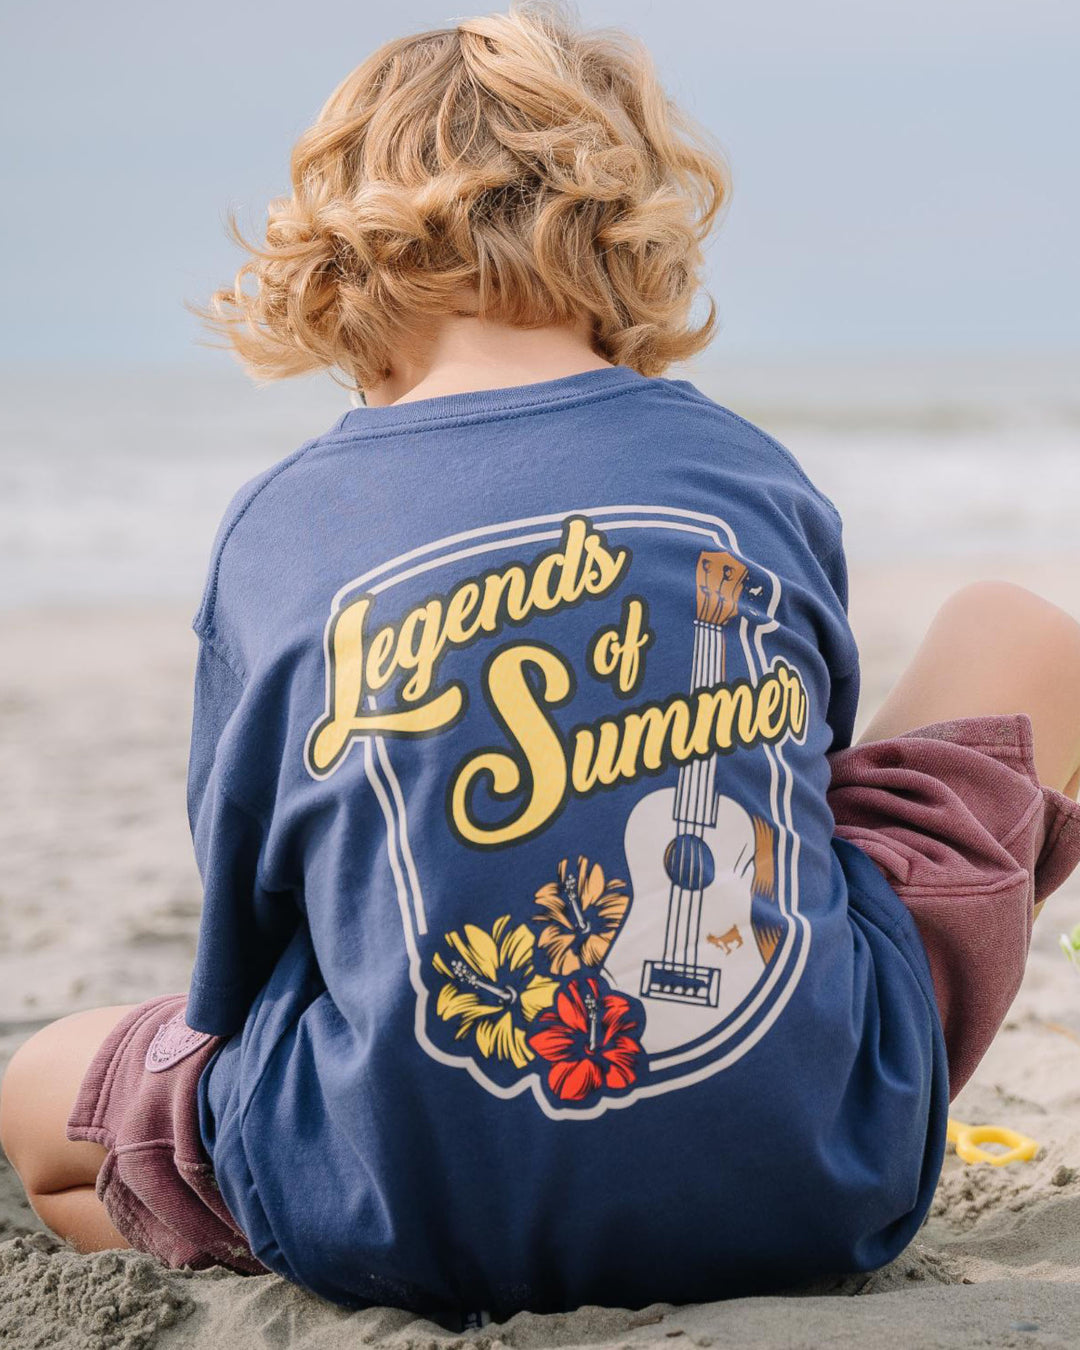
{"left": 946, "top": 1117, "right": 1039, "bottom": 1166}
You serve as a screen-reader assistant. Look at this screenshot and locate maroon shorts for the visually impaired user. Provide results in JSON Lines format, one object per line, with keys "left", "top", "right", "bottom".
{"left": 829, "top": 713, "right": 1080, "bottom": 1093}
{"left": 66, "top": 993, "right": 265, "bottom": 1274}
{"left": 66, "top": 713, "right": 1080, "bottom": 1273}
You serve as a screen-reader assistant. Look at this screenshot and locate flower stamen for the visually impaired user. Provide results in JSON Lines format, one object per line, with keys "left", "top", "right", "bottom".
{"left": 561, "top": 870, "right": 590, "bottom": 935}
{"left": 583, "top": 987, "right": 600, "bottom": 1052}
{"left": 449, "top": 956, "right": 518, "bottom": 1006}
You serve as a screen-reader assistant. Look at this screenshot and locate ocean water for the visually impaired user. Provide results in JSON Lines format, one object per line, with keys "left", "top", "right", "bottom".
{"left": 1, "top": 358, "right": 1077, "bottom": 610}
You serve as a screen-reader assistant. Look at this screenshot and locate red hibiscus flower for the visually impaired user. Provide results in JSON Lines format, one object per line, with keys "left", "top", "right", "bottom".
{"left": 527, "top": 977, "right": 644, "bottom": 1102}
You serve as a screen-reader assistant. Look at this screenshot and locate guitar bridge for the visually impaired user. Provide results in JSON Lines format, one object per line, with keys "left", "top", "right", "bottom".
{"left": 641, "top": 961, "right": 721, "bottom": 1007}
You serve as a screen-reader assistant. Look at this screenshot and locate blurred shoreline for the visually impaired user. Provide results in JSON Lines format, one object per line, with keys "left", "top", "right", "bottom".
{"left": 2, "top": 356, "right": 1079, "bottom": 608}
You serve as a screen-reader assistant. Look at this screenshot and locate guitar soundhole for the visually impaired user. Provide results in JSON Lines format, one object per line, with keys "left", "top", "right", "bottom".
{"left": 663, "top": 833, "right": 716, "bottom": 891}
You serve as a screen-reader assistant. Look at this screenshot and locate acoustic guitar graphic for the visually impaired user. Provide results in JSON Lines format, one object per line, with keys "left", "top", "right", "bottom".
{"left": 604, "top": 549, "right": 784, "bottom": 1055}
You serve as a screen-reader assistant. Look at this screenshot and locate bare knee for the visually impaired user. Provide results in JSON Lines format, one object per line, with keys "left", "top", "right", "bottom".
{"left": 934, "top": 581, "right": 1080, "bottom": 666}
{"left": 0, "top": 1007, "right": 130, "bottom": 1197}
{"left": 922, "top": 581, "right": 1080, "bottom": 789}
{"left": 0, "top": 1027, "right": 54, "bottom": 1186}
{"left": 862, "top": 580, "right": 1080, "bottom": 792}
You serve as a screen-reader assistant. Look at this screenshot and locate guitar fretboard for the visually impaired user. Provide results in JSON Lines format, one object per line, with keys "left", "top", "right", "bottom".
{"left": 671, "top": 619, "right": 725, "bottom": 830}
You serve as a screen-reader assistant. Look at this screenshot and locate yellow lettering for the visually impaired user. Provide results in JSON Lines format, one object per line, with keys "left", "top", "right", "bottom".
{"left": 570, "top": 722, "right": 623, "bottom": 794}
{"left": 396, "top": 600, "right": 447, "bottom": 703}
{"left": 589, "top": 597, "right": 651, "bottom": 695}
{"left": 477, "top": 566, "right": 530, "bottom": 629}
{"left": 567, "top": 665, "right": 808, "bottom": 802}
{"left": 444, "top": 581, "right": 483, "bottom": 645}
{"left": 308, "top": 685, "right": 464, "bottom": 774}
{"left": 366, "top": 624, "right": 397, "bottom": 691}
{"left": 756, "top": 676, "right": 783, "bottom": 739}
{"left": 449, "top": 644, "right": 570, "bottom": 846}
{"left": 308, "top": 518, "right": 631, "bottom": 777}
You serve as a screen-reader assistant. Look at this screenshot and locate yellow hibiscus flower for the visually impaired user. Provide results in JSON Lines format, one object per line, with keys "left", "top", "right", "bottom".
{"left": 432, "top": 915, "right": 558, "bottom": 1068}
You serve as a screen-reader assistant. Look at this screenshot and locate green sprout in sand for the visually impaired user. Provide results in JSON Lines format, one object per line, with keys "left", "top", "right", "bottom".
{"left": 1059, "top": 923, "right": 1080, "bottom": 973}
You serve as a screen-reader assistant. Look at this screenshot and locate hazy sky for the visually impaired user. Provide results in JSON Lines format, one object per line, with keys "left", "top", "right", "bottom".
{"left": 2, "top": 0, "right": 1077, "bottom": 366}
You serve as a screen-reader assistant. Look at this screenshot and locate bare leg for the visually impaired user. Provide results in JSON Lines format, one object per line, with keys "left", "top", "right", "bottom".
{"left": 859, "top": 581, "right": 1080, "bottom": 798}
{"left": 0, "top": 1005, "right": 138, "bottom": 1252}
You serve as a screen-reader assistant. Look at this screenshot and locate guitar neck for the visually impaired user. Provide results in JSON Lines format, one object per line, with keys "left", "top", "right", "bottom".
{"left": 673, "top": 548, "right": 748, "bottom": 831}
{"left": 673, "top": 620, "right": 725, "bottom": 829}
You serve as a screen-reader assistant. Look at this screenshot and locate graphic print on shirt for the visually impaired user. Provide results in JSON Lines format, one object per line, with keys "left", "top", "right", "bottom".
{"left": 303, "top": 507, "right": 810, "bottom": 1121}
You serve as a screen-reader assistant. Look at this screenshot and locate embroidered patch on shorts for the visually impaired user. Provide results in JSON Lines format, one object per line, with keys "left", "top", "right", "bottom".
{"left": 144, "top": 1008, "right": 213, "bottom": 1073}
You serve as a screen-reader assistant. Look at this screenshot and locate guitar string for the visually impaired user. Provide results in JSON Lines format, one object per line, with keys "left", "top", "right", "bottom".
{"left": 685, "top": 620, "right": 716, "bottom": 975}
{"left": 662, "top": 616, "right": 694, "bottom": 970}
{"left": 663, "top": 589, "right": 733, "bottom": 990}
{"left": 673, "top": 621, "right": 693, "bottom": 972}
{"left": 667, "top": 615, "right": 703, "bottom": 971}
{"left": 669, "top": 614, "right": 694, "bottom": 977}
{"left": 680, "top": 614, "right": 709, "bottom": 969}
{"left": 669, "top": 613, "right": 718, "bottom": 980}
{"left": 689, "top": 622, "right": 718, "bottom": 970}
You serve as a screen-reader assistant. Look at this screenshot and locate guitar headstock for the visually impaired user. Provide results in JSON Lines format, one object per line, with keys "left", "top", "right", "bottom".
{"left": 696, "top": 550, "right": 748, "bottom": 627}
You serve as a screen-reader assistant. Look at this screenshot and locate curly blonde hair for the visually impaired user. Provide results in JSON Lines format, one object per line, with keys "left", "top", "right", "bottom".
{"left": 201, "top": 3, "right": 729, "bottom": 390}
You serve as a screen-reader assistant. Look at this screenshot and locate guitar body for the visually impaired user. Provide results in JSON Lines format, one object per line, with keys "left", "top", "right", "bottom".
{"left": 604, "top": 786, "right": 767, "bottom": 1055}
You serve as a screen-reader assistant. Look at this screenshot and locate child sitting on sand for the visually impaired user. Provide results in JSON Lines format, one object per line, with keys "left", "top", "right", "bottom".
{"left": 4, "top": 2, "right": 1080, "bottom": 1325}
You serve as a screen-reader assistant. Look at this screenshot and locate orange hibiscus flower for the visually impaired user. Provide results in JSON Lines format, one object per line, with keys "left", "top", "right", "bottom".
{"left": 533, "top": 856, "right": 629, "bottom": 974}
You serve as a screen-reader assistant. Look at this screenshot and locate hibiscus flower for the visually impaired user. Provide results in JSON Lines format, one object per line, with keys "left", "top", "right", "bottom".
{"left": 432, "top": 915, "right": 558, "bottom": 1069}
{"left": 527, "top": 976, "right": 644, "bottom": 1102}
{"left": 533, "top": 856, "right": 630, "bottom": 974}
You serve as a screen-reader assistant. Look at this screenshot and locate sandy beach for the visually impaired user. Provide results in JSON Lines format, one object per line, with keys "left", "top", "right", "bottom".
{"left": 2, "top": 546, "right": 1079, "bottom": 1348}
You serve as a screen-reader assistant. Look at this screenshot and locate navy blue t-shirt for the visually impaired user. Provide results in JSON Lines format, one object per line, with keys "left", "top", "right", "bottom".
{"left": 186, "top": 365, "right": 947, "bottom": 1319}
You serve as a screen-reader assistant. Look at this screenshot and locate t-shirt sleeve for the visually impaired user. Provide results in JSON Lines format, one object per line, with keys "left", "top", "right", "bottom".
{"left": 820, "top": 538, "right": 861, "bottom": 753}
{"left": 184, "top": 637, "right": 299, "bottom": 1036}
